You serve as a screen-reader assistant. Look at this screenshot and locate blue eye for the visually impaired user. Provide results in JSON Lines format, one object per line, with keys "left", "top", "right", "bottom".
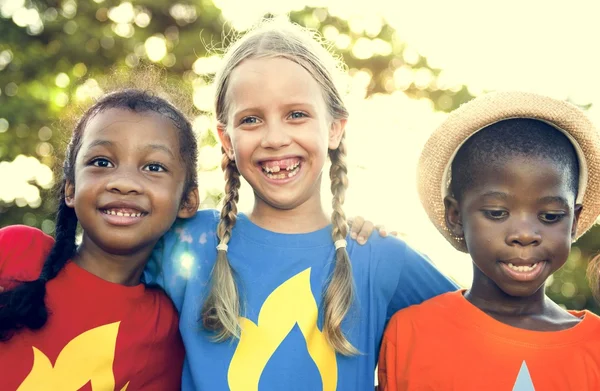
{"left": 289, "top": 111, "right": 307, "bottom": 119}
{"left": 90, "top": 158, "right": 113, "bottom": 168}
{"left": 240, "top": 116, "right": 259, "bottom": 125}
{"left": 145, "top": 163, "right": 166, "bottom": 172}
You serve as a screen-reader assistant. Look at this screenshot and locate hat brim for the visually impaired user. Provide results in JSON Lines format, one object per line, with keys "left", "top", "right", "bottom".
{"left": 418, "top": 91, "right": 600, "bottom": 252}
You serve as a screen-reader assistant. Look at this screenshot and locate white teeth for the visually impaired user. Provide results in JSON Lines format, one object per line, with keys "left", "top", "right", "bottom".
{"left": 103, "top": 210, "right": 143, "bottom": 217}
{"left": 286, "top": 162, "right": 300, "bottom": 171}
{"left": 265, "top": 172, "right": 287, "bottom": 179}
{"left": 263, "top": 162, "right": 300, "bottom": 174}
{"left": 507, "top": 262, "right": 539, "bottom": 272}
{"left": 263, "top": 162, "right": 300, "bottom": 178}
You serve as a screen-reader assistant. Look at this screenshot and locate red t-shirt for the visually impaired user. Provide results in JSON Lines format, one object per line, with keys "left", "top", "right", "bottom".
{"left": 0, "top": 225, "right": 184, "bottom": 391}
{"left": 379, "top": 290, "right": 600, "bottom": 390}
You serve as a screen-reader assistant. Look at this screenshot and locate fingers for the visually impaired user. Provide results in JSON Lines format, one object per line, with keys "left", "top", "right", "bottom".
{"left": 349, "top": 216, "right": 365, "bottom": 239}
{"left": 348, "top": 216, "right": 371, "bottom": 245}
{"left": 348, "top": 216, "right": 397, "bottom": 245}
{"left": 355, "top": 220, "right": 375, "bottom": 245}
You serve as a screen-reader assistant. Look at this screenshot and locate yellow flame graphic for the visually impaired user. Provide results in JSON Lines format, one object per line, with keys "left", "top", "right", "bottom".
{"left": 17, "top": 321, "right": 129, "bottom": 391}
{"left": 228, "top": 268, "right": 337, "bottom": 391}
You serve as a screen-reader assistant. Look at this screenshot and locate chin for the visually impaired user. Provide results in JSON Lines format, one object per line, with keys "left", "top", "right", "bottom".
{"left": 257, "top": 193, "right": 309, "bottom": 211}
{"left": 498, "top": 283, "right": 545, "bottom": 298}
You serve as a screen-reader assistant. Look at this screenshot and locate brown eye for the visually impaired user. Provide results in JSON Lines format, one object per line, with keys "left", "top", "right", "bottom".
{"left": 144, "top": 163, "right": 166, "bottom": 172}
{"left": 539, "top": 213, "right": 565, "bottom": 223}
{"left": 483, "top": 210, "right": 508, "bottom": 220}
{"left": 90, "top": 158, "right": 113, "bottom": 168}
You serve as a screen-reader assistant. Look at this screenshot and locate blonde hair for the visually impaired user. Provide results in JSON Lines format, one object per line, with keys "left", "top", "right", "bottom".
{"left": 201, "top": 19, "right": 357, "bottom": 355}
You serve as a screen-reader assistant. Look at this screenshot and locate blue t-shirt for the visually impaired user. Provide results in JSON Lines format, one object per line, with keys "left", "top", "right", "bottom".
{"left": 148, "top": 209, "right": 457, "bottom": 390}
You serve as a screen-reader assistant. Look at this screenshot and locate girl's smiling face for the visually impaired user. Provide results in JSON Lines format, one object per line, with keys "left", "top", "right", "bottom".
{"left": 66, "top": 108, "right": 196, "bottom": 256}
{"left": 218, "top": 57, "right": 345, "bottom": 214}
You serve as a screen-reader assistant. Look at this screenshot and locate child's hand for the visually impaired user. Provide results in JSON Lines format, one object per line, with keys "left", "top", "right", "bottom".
{"left": 348, "top": 216, "right": 398, "bottom": 245}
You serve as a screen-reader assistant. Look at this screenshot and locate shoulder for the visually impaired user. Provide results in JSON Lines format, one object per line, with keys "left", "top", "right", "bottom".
{"left": 161, "top": 209, "right": 219, "bottom": 258}
{"left": 386, "top": 291, "right": 458, "bottom": 334}
{"left": 351, "top": 234, "right": 429, "bottom": 268}
{"left": 0, "top": 225, "right": 54, "bottom": 249}
{"left": 0, "top": 225, "right": 54, "bottom": 281}
{"left": 142, "top": 288, "right": 183, "bottom": 334}
{"left": 571, "top": 310, "right": 600, "bottom": 330}
{"left": 146, "top": 210, "right": 219, "bottom": 296}
{"left": 350, "top": 234, "right": 438, "bottom": 289}
{"left": 171, "top": 209, "right": 220, "bottom": 236}
{"left": 349, "top": 234, "right": 415, "bottom": 271}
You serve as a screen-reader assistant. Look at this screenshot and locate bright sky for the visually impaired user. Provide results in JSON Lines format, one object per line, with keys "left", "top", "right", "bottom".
{"left": 4, "top": 0, "right": 600, "bottom": 286}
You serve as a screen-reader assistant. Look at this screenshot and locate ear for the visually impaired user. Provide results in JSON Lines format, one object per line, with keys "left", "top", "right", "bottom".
{"left": 217, "top": 122, "right": 235, "bottom": 160}
{"left": 178, "top": 187, "right": 200, "bottom": 219}
{"left": 572, "top": 204, "right": 583, "bottom": 238}
{"left": 64, "top": 180, "right": 75, "bottom": 208}
{"left": 444, "top": 195, "right": 464, "bottom": 238}
{"left": 328, "top": 118, "right": 346, "bottom": 150}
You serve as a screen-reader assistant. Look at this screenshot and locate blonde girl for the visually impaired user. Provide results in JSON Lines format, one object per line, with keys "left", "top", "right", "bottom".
{"left": 149, "top": 20, "right": 456, "bottom": 390}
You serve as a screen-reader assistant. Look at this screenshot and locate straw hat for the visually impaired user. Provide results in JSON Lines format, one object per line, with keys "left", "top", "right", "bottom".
{"left": 418, "top": 91, "right": 600, "bottom": 252}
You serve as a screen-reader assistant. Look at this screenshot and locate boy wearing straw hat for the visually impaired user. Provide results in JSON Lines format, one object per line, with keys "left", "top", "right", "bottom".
{"left": 378, "top": 91, "right": 600, "bottom": 390}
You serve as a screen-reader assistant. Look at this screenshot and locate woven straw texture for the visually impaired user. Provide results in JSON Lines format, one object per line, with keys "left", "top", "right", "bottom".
{"left": 418, "top": 91, "right": 600, "bottom": 252}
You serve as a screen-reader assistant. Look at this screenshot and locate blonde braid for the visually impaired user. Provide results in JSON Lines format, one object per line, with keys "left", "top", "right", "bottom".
{"left": 201, "top": 150, "right": 242, "bottom": 340}
{"left": 323, "top": 137, "right": 358, "bottom": 355}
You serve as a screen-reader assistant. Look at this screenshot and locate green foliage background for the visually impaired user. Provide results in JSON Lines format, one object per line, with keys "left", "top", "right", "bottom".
{"left": 1, "top": 0, "right": 598, "bottom": 312}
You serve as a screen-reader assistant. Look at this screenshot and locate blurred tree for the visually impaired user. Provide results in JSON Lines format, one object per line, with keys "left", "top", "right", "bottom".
{"left": 0, "top": 0, "right": 597, "bottom": 313}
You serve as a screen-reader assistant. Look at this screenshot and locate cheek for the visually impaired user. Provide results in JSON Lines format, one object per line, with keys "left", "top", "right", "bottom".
{"left": 463, "top": 217, "right": 501, "bottom": 250}
{"left": 547, "top": 225, "right": 574, "bottom": 253}
{"left": 155, "top": 183, "right": 185, "bottom": 212}
{"left": 231, "top": 133, "right": 256, "bottom": 160}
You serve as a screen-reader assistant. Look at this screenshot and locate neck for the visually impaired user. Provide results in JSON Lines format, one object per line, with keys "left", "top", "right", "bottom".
{"left": 465, "top": 267, "right": 549, "bottom": 317}
{"left": 249, "top": 192, "right": 330, "bottom": 234}
{"left": 73, "top": 235, "right": 152, "bottom": 286}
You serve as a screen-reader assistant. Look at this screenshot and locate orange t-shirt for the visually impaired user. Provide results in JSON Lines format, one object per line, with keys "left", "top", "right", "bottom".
{"left": 379, "top": 290, "right": 600, "bottom": 390}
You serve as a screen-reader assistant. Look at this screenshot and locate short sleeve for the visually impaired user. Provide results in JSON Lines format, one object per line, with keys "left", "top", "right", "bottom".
{"left": 374, "top": 237, "right": 457, "bottom": 321}
{"left": 0, "top": 225, "right": 54, "bottom": 283}
{"left": 378, "top": 309, "right": 417, "bottom": 391}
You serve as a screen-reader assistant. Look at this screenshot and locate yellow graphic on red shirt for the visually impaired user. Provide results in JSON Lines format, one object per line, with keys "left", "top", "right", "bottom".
{"left": 228, "top": 268, "right": 337, "bottom": 391}
{"left": 17, "top": 321, "right": 129, "bottom": 391}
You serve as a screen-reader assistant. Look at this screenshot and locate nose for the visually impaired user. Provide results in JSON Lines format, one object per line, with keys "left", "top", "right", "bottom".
{"left": 505, "top": 218, "right": 542, "bottom": 247}
{"left": 105, "top": 167, "right": 144, "bottom": 195}
{"left": 260, "top": 122, "right": 292, "bottom": 149}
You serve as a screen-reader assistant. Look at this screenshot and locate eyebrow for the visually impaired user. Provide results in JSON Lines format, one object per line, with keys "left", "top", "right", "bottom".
{"left": 480, "top": 191, "right": 508, "bottom": 200}
{"left": 86, "top": 139, "right": 114, "bottom": 149}
{"left": 145, "top": 144, "right": 176, "bottom": 159}
{"left": 233, "top": 102, "right": 316, "bottom": 116}
{"left": 480, "top": 192, "right": 571, "bottom": 208}
{"left": 84, "top": 140, "right": 176, "bottom": 159}
{"left": 538, "top": 196, "right": 570, "bottom": 208}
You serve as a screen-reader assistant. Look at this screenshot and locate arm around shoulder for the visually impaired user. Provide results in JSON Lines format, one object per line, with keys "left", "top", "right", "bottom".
{"left": 373, "top": 236, "right": 458, "bottom": 319}
{"left": 145, "top": 209, "right": 219, "bottom": 292}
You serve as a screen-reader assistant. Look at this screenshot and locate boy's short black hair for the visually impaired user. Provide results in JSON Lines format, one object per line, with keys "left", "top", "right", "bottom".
{"left": 450, "top": 118, "right": 579, "bottom": 200}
